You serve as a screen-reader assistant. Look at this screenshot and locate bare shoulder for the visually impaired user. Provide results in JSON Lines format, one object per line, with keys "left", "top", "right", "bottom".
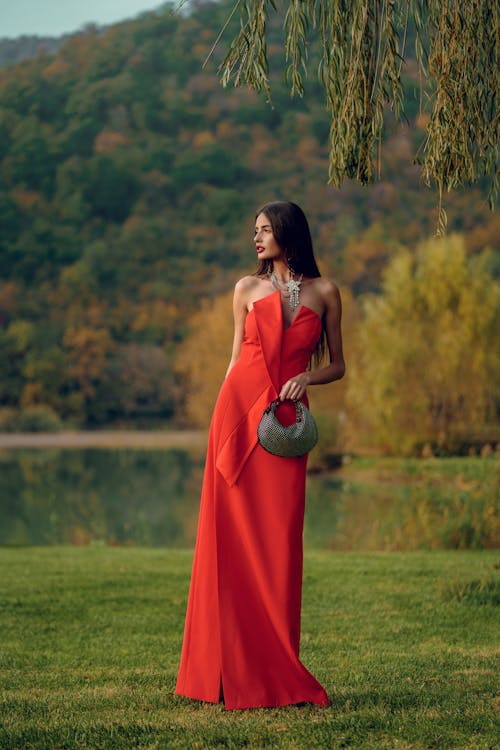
{"left": 234, "top": 275, "right": 259, "bottom": 298}
{"left": 235, "top": 275, "right": 259, "bottom": 292}
{"left": 311, "top": 276, "right": 341, "bottom": 307}
{"left": 233, "top": 275, "right": 261, "bottom": 310}
{"left": 314, "top": 276, "right": 340, "bottom": 294}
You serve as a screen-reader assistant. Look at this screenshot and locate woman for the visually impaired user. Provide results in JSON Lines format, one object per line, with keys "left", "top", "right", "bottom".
{"left": 175, "top": 201, "right": 345, "bottom": 710}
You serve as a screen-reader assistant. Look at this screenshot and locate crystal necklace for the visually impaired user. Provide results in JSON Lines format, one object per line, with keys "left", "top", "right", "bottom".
{"left": 270, "top": 268, "right": 303, "bottom": 311}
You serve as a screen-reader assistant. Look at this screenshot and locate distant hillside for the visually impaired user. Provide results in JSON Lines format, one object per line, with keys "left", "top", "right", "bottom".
{"left": 0, "top": 0, "right": 497, "bottom": 428}
{"left": 0, "top": 34, "right": 70, "bottom": 67}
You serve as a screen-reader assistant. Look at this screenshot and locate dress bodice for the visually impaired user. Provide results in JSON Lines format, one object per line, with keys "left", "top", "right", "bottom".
{"left": 214, "top": 291, "right": 322, "bottom": 487}
{"left": 241, "top": 302, "right": 321, "bottom": 385}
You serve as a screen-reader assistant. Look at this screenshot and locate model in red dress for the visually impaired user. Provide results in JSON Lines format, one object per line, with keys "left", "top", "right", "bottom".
{"left": 175, "top": 201, "right": 345, "bottom": 710}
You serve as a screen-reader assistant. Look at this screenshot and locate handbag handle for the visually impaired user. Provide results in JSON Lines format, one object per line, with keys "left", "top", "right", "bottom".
{"left": 265, "top": 399, "right": 304, "bottom": 422}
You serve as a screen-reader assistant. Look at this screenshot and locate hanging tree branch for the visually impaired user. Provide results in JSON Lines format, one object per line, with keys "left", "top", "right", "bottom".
{"left": 210, "top": 0, "right": 499, "bottom": 233}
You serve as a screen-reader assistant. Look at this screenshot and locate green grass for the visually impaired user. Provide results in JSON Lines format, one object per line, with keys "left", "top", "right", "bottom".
{"left": 0, "top": 547, "right": 498, "bottom": 749}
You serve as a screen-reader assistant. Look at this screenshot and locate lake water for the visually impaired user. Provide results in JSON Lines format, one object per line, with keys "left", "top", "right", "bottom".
{"left": 0, "top": 448, "right": 493, "bottom": 550}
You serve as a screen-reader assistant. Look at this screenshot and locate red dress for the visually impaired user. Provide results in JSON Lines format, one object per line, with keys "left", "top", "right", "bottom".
{"left": 175, "top": 290, "right": 329, "bottom": 710}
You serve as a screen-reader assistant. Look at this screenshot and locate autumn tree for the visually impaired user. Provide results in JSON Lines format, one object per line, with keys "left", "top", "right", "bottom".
{"left": 63, "top": 327, "right": 116, "bottom": 422}
{"left": 210, "top": 0, "right": 498, "bottom": 230}
{"left": 174, "top": 288, "right": 235, "bottom": 426}
{"left": 111, "top": 343, "right": 176, "bottom": 419}
{"left": 347, "top": 234, "right": 499, "bottom": 454}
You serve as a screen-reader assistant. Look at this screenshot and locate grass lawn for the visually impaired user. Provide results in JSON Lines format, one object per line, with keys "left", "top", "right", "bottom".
{"left": 0, "top": 547, "right": 498, "bottom": 749}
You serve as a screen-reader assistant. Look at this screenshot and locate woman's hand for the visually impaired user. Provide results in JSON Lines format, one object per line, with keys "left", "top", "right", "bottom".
{"left": 279, "top": 372, "right": 311, "bottom": 401}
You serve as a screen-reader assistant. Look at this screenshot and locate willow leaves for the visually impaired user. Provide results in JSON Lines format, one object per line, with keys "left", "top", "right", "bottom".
{"left": 213, "top": 0, "right": 498, "bottom": 230}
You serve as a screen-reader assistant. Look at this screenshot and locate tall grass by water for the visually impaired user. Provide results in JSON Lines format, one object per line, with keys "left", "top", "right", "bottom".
{"left": 325, "top": 455, "right": 499, "bottom": 550}
{"left": 1, "top": 547, "right": 498, "bottom": 749}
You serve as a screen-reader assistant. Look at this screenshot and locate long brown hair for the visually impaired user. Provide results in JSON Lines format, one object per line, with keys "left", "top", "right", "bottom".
{"left": 254, "top": 201, "right": 326, "bottom": 365}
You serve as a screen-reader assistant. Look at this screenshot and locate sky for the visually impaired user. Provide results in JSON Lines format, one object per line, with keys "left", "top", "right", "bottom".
{"left": 0, "top": 0, "right": 167, "bottom": 39}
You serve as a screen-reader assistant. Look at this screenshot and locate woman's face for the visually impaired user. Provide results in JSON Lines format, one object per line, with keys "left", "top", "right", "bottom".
{"left": 254, "top": 213, "right": 284, "bottom": 262}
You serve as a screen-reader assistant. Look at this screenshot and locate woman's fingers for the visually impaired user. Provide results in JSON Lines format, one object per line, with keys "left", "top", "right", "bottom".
{"left": 279, "top": 376, "right": 306, "bottom": 401}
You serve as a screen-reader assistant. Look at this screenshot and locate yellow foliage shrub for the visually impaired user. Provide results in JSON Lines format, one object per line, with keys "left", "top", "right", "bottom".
{"left": 347, "top": 235, "right": 500, "bottom": 454}
{"left": 174, "top": 289, "right": 234, "bottom": 427}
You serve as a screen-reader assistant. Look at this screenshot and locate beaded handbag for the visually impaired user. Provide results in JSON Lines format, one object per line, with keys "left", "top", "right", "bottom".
{"left": 257, "top": 399, "right": 318, "bottom": 457}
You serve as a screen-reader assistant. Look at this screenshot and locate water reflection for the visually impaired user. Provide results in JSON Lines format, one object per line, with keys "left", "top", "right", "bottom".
{"left": 0, "top": 449, "right": 494, "bottom": 549}
{"left": 0, "top": 449, "right": 203, "bottom": 547}
{"left": 305, "top": 475, "right": 412, "bottom": 549}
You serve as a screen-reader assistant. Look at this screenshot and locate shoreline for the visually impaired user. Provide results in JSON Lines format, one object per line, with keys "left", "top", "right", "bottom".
{"left": 0, "top": 430, "right": 208, "bottom": 450}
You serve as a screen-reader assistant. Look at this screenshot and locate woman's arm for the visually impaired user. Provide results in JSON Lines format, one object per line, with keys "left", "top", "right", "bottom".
{"left": 279, "top": 279, "right": 345, "bottom": 400}
{"left": 225, "top": 278, "right": 251, "bottom": 378}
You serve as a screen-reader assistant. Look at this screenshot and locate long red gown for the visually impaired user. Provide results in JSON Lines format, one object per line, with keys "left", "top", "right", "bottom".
{"left": 175, "top": 290, "right": 329, "bottom": 710}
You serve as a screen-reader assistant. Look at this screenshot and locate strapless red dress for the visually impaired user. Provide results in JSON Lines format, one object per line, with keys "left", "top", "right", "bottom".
{"left": 175, "top": 290, "right": 329, "bottom": 710}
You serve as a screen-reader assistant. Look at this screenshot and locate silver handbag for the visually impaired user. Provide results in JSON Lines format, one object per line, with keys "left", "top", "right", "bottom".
{"left": 257, "top": 399, "right": 318, "bottom": 457}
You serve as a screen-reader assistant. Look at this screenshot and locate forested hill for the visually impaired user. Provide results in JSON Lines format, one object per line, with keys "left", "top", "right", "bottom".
{"left": 0, "top": 35, "right": 70, "bottom": 68}
{"left": 0, "top": 0, "right": 497, "bottom": 428}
